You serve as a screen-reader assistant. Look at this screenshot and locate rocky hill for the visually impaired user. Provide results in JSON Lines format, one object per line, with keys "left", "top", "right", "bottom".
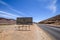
{"left": 0, "top": 17, "right": 16, "bottom": 25}
{"left": 39, "top": 14, "right": 60, "bottom": 25}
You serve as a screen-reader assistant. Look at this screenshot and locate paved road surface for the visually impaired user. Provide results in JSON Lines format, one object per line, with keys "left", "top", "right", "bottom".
{"left": 37, "top": 24, "right": 60, "bottom": 40}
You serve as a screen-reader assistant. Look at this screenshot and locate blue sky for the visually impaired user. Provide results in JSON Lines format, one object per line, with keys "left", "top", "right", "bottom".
{"left": 0, "top": 0, "right": 60, "bottom": 22}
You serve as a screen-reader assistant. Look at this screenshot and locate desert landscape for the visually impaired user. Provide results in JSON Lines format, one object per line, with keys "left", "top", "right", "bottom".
{"left": 39, "top": 14, "right": 60, "bottom": 27}
{"left": 0, "top": 18, "right": 16, "bottom": 25}
{"left": 39, "top": 15, "right": 60, "bottom": 24}
{"left": 0, "top": 0, "right": 60, "bottom": 40}
{"left": 0, "top": 24, "right": 55, "bottom": 40}
{"left": 0, "top": 14, "right": 60, "bottom": 40}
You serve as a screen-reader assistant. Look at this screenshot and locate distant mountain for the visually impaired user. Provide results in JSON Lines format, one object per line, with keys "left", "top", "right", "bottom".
{"left": 0, "top": 17, "right": 16, "bottom": 25}
{"left": 39, "top": 14, "right": 60, "bottom": 25}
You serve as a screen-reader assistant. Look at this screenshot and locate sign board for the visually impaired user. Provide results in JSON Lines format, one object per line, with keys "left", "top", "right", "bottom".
{"left": 16, "top": 17, "right": 33, "bottom": 25}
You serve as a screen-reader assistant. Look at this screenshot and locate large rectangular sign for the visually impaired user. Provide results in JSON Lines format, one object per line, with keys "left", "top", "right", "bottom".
{"left": 16, "top": 17, "right": 33, "bottom": 25}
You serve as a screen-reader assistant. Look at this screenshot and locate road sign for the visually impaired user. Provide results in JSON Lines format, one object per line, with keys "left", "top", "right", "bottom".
{"left": 16, "top": 17, "right": 33, "bottom": 25}
{"left": 16, "top": 17, "right": 33, "bottom": 31}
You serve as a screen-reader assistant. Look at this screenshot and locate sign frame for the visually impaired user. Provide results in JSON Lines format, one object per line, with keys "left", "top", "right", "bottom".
{"left": 16, "top": 17, "right": 33, "bottom": 25}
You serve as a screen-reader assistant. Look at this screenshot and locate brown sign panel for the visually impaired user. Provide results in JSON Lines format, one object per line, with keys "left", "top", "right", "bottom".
{"left": 16, "top": 17, "right": 33, "bottom": 25}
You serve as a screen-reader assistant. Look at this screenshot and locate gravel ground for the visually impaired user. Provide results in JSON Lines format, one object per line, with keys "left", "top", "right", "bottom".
{"left": 0, "top": 24, "right": 55, "bottom": 40}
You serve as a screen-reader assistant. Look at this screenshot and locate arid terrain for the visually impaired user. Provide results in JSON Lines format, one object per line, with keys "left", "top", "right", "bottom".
{"left": 39, "top": 14, "right": 60, "bottom": 25}
{"left": 0, "top": 24, "right": 55, "bottom": 40}
{"left": 0, "top": 18, "right": 16, "bottom": 25}
{"left": 0, "top": 15, "right": 60, "bottom": 40}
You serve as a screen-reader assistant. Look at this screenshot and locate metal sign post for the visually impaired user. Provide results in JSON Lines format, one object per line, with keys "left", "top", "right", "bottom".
{"left": 16, "top": 17, "right": 33, "bottom": 31}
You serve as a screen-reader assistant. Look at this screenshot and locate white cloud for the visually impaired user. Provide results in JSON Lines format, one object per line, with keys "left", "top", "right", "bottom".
{"left": 0, "top": 11, "right": 20, "bottom": 19}
{"left": 47, "top": 0, "right": 57, "bottom": 13}
{"left": 0, "top": 1, "right": 25, "bottom": 16}
{"left": 37, "top": 0, "right": 57, "bottom": 13}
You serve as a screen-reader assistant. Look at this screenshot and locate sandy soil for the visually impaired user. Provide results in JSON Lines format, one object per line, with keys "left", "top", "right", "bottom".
{"left": 0, "top": 24, "right": 55, "bottom": 40}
